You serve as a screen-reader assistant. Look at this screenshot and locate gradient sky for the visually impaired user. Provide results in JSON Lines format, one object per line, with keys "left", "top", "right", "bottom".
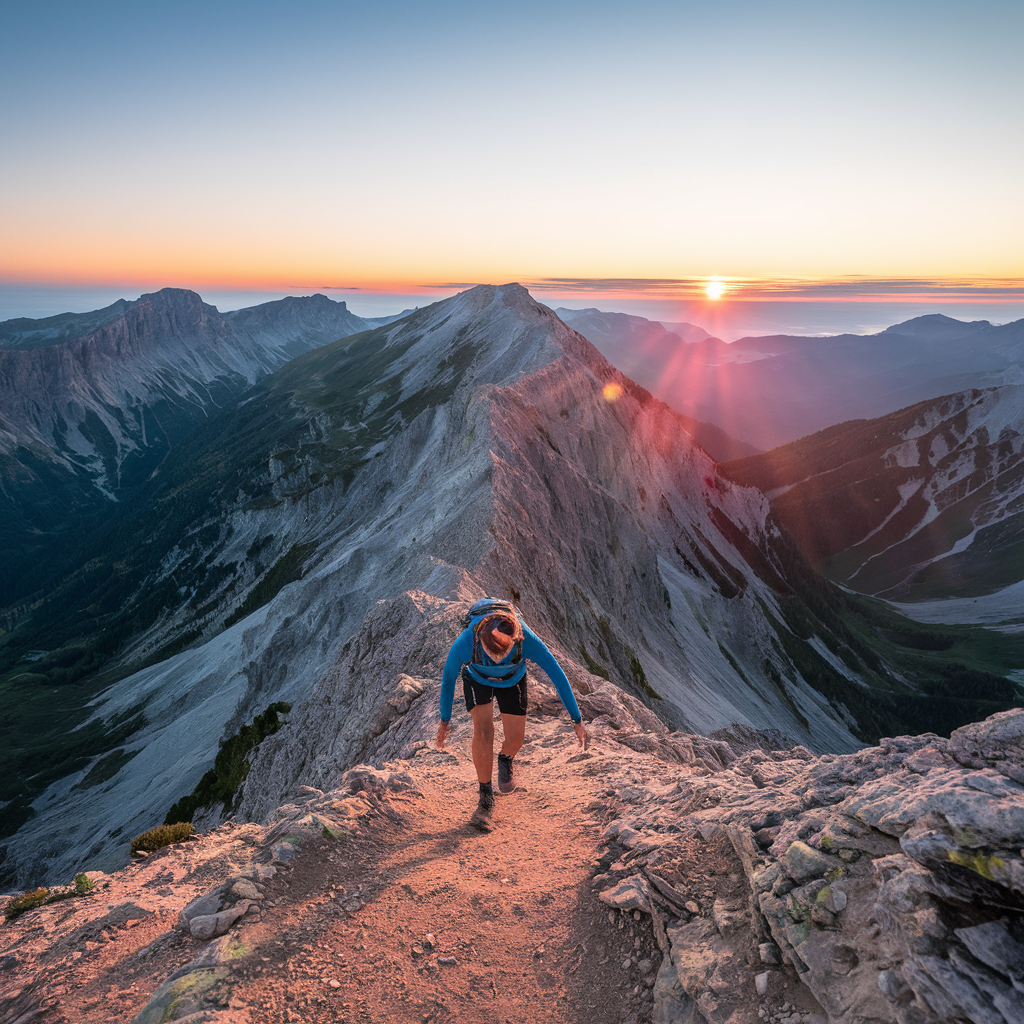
{"left": 2, "top": 0, "right": 1022, "bottom": 301}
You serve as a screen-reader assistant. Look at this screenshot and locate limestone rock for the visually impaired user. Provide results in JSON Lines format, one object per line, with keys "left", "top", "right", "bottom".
{"left": 598, "top": 874, "right": 654, "bottom": 912}
{"left": 949, "top": 708, "right": 1024, "bottom": 785}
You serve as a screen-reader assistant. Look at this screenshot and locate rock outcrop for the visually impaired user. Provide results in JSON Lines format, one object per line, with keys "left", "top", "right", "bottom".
{"left": 591, "top": 707, "right": 1024, "bottom": 1024}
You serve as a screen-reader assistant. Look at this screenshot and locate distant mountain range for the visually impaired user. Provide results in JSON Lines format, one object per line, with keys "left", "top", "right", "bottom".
{"left": 1, "top": 285, "right": 1019, "bottom": 889}
{"left": 563, "top": 309, "right": 1024, "bottom": 451}
{"left": 723, "top": 385, "right": 1024, "bottom": 602}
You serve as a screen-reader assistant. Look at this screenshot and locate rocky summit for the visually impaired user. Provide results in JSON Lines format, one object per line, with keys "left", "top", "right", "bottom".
{"left": 1, "top": 680, "right": 1021, "bottom": 1024}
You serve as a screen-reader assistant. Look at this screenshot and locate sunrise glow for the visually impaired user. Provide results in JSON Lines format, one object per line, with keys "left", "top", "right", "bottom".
{"left": 1, "top": 2, "right": 1022, "bottom": 319}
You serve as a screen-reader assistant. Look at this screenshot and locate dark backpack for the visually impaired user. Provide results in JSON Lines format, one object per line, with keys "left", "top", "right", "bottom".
{"left": 464, "top": 598, "right": 524, "bottom": 669}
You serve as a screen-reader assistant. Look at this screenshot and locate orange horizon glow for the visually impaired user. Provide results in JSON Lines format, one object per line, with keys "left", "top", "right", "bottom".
{"left": 2, "top": 271, "right": 1023, "bottom": 306}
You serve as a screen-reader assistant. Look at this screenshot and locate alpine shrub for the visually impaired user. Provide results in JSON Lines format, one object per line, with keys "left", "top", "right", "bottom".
{"left": 5, "top": 887, "right": 48, "bottom": 920}
{"left": 131, "top": 821, "right": 193, "bottom": 854}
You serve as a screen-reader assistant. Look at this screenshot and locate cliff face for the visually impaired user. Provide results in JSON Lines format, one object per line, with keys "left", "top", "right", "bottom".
{"left": 1, "top": 684, "right": 1020, "bottom": 1024}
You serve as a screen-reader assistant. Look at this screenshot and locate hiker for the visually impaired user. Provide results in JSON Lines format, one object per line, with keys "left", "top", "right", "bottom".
{"left": 435, "top": 599, "right": 587, "bottom": 829}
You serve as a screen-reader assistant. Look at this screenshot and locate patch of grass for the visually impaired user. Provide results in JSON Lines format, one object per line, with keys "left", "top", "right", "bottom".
{"left": 131, "top": 821, "right": 194, "bottom": 854}
{"left": 4, "top": 887, "right": 48, "bottom": 920}
{"left": 224, "top": 543, "right": 317, "bottom": 629}
{"left": 3, "top": 871, "right": 95, "bottom": 919}
{"left": 164, "top": 702, "right": 292, "bottom": 824}
{"left": 579, "top": 643, "right": 610, "bottom": 680}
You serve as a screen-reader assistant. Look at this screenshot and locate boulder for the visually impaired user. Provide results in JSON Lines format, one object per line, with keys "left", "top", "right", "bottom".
{"left": 781, "top": 841, "right": 841, "bottom": 883}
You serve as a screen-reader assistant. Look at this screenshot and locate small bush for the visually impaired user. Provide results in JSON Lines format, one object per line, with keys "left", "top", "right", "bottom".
{"left": 5, "top": 887, "right": 48, "bottom": 920}
{"left": 74, "top": 872, "right": 93, "bottom": 894}
{"left": 131, "top": 821, "right": 193, "bottom": 854}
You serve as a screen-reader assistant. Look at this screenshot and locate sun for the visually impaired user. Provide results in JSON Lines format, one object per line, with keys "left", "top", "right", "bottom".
{"left": 705, "top": 279, "right": 725, "bottom": 300}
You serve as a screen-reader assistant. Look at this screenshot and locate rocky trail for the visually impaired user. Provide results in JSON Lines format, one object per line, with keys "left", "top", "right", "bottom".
{"left": 2, "top": 688, "right": 1023, "bottom": 1024}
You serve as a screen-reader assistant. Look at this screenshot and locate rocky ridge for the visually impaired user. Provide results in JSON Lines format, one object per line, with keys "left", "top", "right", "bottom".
{"left": 2, "top": 672, "right": 1020, "bottom": 1024}
{"left": 0, "top": 288, "right": 373, "bottom": 494}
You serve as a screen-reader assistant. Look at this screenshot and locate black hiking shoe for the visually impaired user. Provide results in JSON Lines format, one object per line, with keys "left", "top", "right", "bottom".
{"left": 497, "top": 753, "right": 516, "bottom": 794}
{"left": 469, "top": 784, "right": 495, "bottom": 831}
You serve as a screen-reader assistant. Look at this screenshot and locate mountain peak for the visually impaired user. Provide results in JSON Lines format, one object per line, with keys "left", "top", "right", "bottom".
{"left": 131, "top": 287, "right": 209, "bottom": 309}
{"left": 881, "top": 313, "right": 992, "bottom": 339}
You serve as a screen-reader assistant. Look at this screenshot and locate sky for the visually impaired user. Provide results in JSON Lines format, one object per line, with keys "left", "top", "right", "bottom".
{"left": 2, "top": 0, "right": 1022, "bottom": 331}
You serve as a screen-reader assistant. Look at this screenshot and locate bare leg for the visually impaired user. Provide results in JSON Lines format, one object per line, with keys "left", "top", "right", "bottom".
{"left": 500, "top": 713, "right": 526, "bottom": 758}
{"left": 470, "top": 703, "right": 495, "bottom": 784}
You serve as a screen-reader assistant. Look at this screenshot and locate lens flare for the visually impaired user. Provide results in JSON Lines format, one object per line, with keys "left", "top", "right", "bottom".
{"left": 602, "top": 382, "right": 624, "bottom": 402}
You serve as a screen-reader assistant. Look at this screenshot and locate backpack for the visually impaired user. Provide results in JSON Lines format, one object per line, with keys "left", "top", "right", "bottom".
{"left": 463, "top": 598, "right": 524, "bottom": 668}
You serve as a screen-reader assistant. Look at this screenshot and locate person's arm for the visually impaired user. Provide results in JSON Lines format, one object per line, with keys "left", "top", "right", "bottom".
{"left": 437, "top": 629, "right": 472, "bottom": 748}
{"left": 522, "top": 625, "right": 586, "bottom": 747}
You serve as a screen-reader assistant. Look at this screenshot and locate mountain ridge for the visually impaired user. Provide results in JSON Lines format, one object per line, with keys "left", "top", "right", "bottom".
{"left": 2, "top": 285, "right": 1019, "bottom": 894}
{"left": 564, "top": 307, "right": 1024, "bottom": 450}
{"left": 0, "top": 287, "right": 382, "bottom": 610}
{"left": 722, "top": 385, "right": 1024, "bottom": 601}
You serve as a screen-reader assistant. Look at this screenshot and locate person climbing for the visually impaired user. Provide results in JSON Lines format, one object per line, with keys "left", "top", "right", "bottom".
{"left": 435, "top": 598, "right": 587, "bottom": 830}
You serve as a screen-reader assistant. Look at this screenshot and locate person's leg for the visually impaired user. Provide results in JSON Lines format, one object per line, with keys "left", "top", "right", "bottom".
{"left": 470, "top": 702, "right": 495, "bottom": 784}
{"left": 499, "top": 712, "right": 526, "bottom": 758}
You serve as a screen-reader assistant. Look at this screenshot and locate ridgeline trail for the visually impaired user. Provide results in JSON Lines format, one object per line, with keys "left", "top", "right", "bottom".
{"left": 0, "top": 711, "right": 676, "bottom": 1024}
{"left": 212, "top": 720, "right": 661, "bottom": 1024}
{"left": 4, "top": 695, "right": 1022, "bottom": 1024}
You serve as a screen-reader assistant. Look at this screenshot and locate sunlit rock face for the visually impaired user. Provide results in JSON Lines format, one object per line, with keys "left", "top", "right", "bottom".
{"left": 590, "top": 705, "right": 1024, "bottom": 1024}
{"left": 4, "top": 284, "right": 1017, "bottom": 893}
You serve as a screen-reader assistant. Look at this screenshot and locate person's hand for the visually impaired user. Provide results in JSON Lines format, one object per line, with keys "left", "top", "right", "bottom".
{"left": 573, "top": 721, "right": 588, "bottom": 750}
{"left": 436, "top": 720, "right": 450, "bottom": 750}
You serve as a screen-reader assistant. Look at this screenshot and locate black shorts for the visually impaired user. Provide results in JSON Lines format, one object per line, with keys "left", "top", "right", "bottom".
{"left": 462, "top": 669, "right": 528, "bottom": 716}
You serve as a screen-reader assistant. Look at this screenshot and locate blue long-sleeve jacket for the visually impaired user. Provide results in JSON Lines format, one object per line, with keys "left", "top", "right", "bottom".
{"left": 439, "top": 621, "right": 582, "bottom": 723}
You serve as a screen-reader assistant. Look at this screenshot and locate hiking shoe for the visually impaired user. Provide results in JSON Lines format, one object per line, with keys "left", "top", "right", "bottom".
{"left": 469, "top": 790, "right": 495, "bottom": 831}
{"left": 497, "top": 753, "right": 516, "bottom": 793}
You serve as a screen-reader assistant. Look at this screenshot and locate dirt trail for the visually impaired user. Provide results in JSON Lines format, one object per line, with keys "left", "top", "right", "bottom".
{"left": 228, "top": 719, "right": 660, "bottom": 1023}
{"left": 1, "top": 712, "right": 666, "bottom": 1024}
{"left": 7, "top": 700, "right": 1022, "bottom": 1024}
